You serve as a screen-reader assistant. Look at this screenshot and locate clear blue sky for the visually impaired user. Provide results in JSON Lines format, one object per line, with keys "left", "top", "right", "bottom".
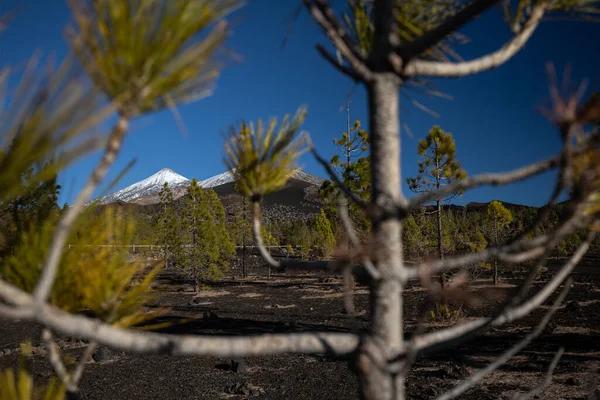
{"left": 2, "top": 0, "right": 598, "bottom": 207}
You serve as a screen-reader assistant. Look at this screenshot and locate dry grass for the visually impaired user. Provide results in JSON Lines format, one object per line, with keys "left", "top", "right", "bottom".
{"left": 301, "top": 289, "right": 369, "bottom": 300}
{"left": 192, "top": 290, "right": 231, "bottom": 298}
{"left": 238, "top": 292, "right": 264, "bottom": 298}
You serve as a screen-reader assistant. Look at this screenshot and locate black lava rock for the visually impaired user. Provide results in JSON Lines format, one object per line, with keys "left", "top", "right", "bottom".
{"left": 230, "top": 357, "right": 247, "bottom": 373}
{"left": 92, "top": 346, "right": 113, "bottom": 363}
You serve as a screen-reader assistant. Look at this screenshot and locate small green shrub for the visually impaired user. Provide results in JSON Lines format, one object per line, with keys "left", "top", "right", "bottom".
{"left": 428, "top": 302, "right": 465, "bottom": 323}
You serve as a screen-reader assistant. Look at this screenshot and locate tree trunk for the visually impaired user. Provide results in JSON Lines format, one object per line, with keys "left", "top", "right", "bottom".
{"left": 494, "top": 216, "right": 499, "bottom": 285}
{"left": 194, "top": 268, "right": 201, "bottom": 293}
{"left": 242, "top": 198, "right": 247, "bottom": 278}
{"left": 436, "top": 199, "right": 445, "bottom": 290}
{"left": 357, "top": 74, "right": 405, "bottom": 400}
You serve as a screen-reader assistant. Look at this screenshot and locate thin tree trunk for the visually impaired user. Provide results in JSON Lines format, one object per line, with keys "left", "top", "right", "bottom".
{"left": 494, "top": 215, "right": 499, "bottom": 285}
{"left": 345, "top": 91, "right": 356, "bottom": 290}
{"left": 242, "top": 198, "right": 247, "bottom": 278}
{"left": 436, "top": 199, "right": 445, "bottom": 288}
{"left": 357, "top": 74, "right": 405, "bottom": 400}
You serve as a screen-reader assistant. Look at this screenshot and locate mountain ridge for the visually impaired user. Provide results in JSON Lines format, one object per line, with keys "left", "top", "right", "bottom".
{"left": 96, "top": 168, "right": 325, "bottom": 205}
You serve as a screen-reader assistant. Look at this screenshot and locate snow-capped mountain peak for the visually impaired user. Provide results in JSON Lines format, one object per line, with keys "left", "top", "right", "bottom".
{"left": 200, "top": 170, "right": 236, "bottom": 188}
{"left": 137, "top": 168, "right": 189, "bottom": 188}
{"left": 97, "top": 168, "right": 190, "bottom": 204}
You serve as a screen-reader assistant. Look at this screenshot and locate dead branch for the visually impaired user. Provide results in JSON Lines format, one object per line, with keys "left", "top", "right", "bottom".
{"left": 512, "top": 347, "right": 564, "bottom": 400}
{"left": 435, "top": 278, "right": 571, "bottom": 400}
{"left": 304, "top": 0, "right": 373, "bottom": 82}
{"left": 33, "top": 114, "right": 129, "bottom": 303}
{"left": 404, "top": 0, "right": 550, "bottom": 77}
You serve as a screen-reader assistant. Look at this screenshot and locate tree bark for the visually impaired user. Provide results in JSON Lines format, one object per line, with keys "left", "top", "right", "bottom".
{"left": 357, "top": 74, "right": 405, "bottom": 400}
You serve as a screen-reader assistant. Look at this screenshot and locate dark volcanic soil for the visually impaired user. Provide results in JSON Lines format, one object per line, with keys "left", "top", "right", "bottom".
{"left": 1, "top": 262, "right": 599, "bottom": 399}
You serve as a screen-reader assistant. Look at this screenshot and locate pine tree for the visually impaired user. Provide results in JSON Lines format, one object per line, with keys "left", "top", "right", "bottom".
{"left": 156, "top": 182, "right": 182, "bottom": 269}
{"left": 402, "top": 214, "right": 423, "bottom": 260}
{"left": 181, "top": 180, "right": 234, "bottom": 292}
{"left": 230, "top": 180, "right": 277, "bottom": 277}
{"left": 407, "top": 126, "right": 466, "bottom": 286}
{"left": 319, "top": 113, "right": 371, "bottom": 238}
{"left": 484, "top": 201, "right": 514, "bottom": 284}
{"left": 205, "top": 187, "right": 236, "bottom": 280}
{"left": 314, "top": 208, "right": 336, "bottom": 259}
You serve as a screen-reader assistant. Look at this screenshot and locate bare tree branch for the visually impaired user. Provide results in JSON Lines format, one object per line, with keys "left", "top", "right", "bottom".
{"left": 407, "top": 151, "right": 562, "bottom": 211}
{"left": 304, "top": 0, "right": 373, "bottom": 82}
{"left": 0, "top": 303, "right": 33, "bottom": 319}
{"left": 435, "top": 278, "right": 571, "bottom": 400}
{"left": 316, "top": 44, "right": 365, "bottom": 82}
{"left": 337, "top": 196, "right": 380, "bottom": 280}
{"left": 404, "top": 0, "right": 551, "bottom": 77}
{"left": 512, "top": 347, "right": 564, "bottom": 400}
{"left": 33, "top": 115, "right": 129, "bottom": 302}
{"left": 42, "top": 329, "right": 70, "bottom": 387}
{"left": 396, "top": 0, "right": 501, "bottom": 61}
{"left": 68, "top": 342, "right": 98, "bottom": 393}
{"left": 0, "top": 284, "right": 360, "bottom": 357}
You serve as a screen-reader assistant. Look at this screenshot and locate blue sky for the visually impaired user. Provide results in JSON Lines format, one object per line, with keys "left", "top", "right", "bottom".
{"left": 2, "top": 0, "right": 598, "bottom": 207}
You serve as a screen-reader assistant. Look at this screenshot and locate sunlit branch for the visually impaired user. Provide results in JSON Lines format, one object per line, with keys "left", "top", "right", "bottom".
{"left": 34, "top": 114, "right": 129, "bottom": 303}
{"left": 0, "top": 283, "right": 360, "bottom": 357}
